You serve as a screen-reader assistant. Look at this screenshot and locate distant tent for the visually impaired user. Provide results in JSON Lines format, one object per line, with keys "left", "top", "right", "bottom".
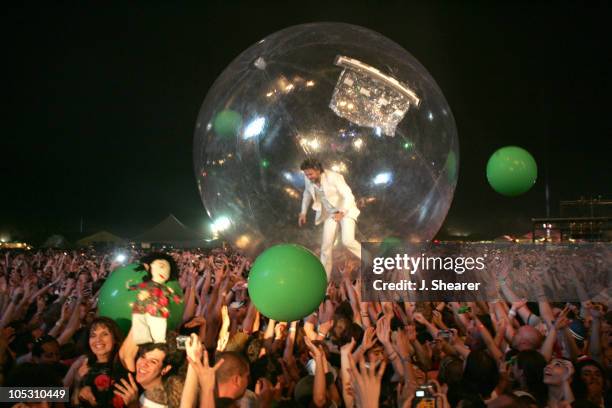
{"left": 42, "top": 234, "right": 71, "bottom": 248}
{"left": 133, "top": 214, "right": 209, "bottom": 248}
{"left": 76, "top": 231, "right": 124, "bottom": 247}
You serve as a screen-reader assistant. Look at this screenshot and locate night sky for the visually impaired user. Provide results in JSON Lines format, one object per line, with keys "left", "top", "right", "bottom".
{"left": 3, "top": 1, "right": 611, "bottom": 243}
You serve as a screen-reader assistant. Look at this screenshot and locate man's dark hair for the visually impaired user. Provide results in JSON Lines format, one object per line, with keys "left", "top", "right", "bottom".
{"left": 138, "top": 341, "right": 185, "bottom": 378}
{"left": 215, "top": 351, "right": 249, "bottom": 384}
{"left": 300, "top": 158, "right": 323, "bottom": 172}
{"left": 138, "top": 252, "right": 179, "bottom": 282}
{"left": 572, "top": 359, "right": 607, "bottom": 401}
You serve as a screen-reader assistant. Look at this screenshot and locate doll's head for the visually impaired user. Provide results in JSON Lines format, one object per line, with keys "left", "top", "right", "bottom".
{"left": 139, "top": 252, "right": 179, "bottom": 284}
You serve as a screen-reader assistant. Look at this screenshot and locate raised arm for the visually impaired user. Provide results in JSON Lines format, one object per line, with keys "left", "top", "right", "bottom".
{"left": 119, "top": 326, "right": 138, "bottom": 373}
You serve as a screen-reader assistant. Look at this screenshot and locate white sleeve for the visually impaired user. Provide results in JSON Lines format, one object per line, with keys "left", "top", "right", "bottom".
{"left": 301, "top": 179, "right": 312, "bottom": 215}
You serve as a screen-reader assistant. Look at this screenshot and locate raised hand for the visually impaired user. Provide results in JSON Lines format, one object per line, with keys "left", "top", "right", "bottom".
{"left": 511, "top": 299, "right": 528, "bottom": 311}
{"left": 255, "top": 378, "right": 276, "bottom": 408}
{"left": 361, "top": 326, "right": 377, "bottom": 350}
{"left": 553, "top": 305, "right": 571, "bottom": 330}
{"left": 189, "top": 349, "right": 225, "bottom": 391}
{"left": 113, "top": 373, "right": 138, "bottom": 406}
{"left": 394, "top": 327, "right": 414, "bottom": 360}
{"left": 429, "top": 379, "right": 450, "bottom": 408}
{"left": 397, "top": 377, "right": 418, "bottom": 408}
{"left": 318, "top": 299, "right": 334, "bottom": 324}
{"left": 375, "top": 315, "right": 391, "bottom": 346}
{"left": 184, "top": 316, "right": 206, "bottom": 329}
{"left": 340, "top": 337, "right": 356, "bottom": 355}
{"left": 431, "top": 310, "right": 445, "bottom": 328}
{"left": 412, "top": 312, "right": 427, "bottom": 325}
{"left": 185, "top": 333, "right": 202, "bottom": 362}
{"left": 304, "top": 335, "right": 324, "bottom": 361}
{"left": 274, "top": 321, "right": 287, "bottom": 340}
{"left": 347, "top": 353, "right": 387, "bottom": 408}
{"left": 77, "top": 357, "right": 90, "bottom": 379}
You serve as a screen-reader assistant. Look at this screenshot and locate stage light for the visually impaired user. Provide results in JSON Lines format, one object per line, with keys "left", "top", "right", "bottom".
{"left": 211, "top": 216, "right": 231, "bottom": 233}
{"left": 243, "top": 117, "right": 266, "bottom": 139}
{"left": 373, "top": 172, "right": 392, "bottom": 185}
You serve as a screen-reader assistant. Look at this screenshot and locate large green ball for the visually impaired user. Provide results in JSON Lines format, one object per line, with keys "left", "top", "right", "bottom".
{"left": 486, "top": 146, "right": 537, "bottom": 196}
{"left": 248, "top": 244, "right": 327, "bottom": 321}
{"left": 97, "top": 264, "right": 184, "bottom": 334}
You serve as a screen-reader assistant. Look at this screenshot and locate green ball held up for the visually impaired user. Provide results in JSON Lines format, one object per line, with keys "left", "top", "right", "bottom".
{"left": 248, "top": 244, "right": 327, "bottom": 322}
{"left": 97, "top": 264, "right": 185, "bottom": 335}
{"left": 487, "top": 146, "right": 537, "bottom": 196}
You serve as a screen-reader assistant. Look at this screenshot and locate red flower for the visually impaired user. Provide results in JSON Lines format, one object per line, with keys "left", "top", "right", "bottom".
{"left": 152, "top": 288, "right": 163, "bottom": 297}
{"left": 158, "top": 296, "right": 169, "bottom": 307}
{"left": 94, "top": 374, "right": 111, "bottom": 391}
{"left": 173, "top": 295, "right": 181, "bottom": 304}
{"left": 138, "top": 282, "right": 147, "bottom": 288}
{"left": 112, "top": 393, "right": 125, "bottom": 408}
{"left": 161, "top": 309, "right": 169, "bottom": 318}
{"left": 146, "top": 304, "right": 157, "bottom": 315}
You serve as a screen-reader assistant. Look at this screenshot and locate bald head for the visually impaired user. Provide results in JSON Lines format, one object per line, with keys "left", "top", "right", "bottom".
{"left": 512, "top": 325, "right": 543, "bottom": 351}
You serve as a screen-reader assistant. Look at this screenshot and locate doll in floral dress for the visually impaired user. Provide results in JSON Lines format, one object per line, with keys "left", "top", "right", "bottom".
{"left": 129, "top": 253, "right": 182, "bottom": 344}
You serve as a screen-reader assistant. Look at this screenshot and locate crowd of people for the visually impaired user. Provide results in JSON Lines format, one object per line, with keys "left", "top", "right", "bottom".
{"left": 0, "top": 247, "right": 610, "bottom": 407}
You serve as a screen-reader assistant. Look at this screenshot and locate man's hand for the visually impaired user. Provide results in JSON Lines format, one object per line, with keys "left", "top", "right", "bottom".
{"left": 79, "top": 386, "right": 97, "bottom": 406}
{"left": 113, "top": 373, "right": 139, "bottom": 406}
{"left": 348, "top": 353, "right": 386, "bottom": 408}
{"left": 298, "top": 213, "right": 306, "bottom": 227}
{"left": 184, "top": 316, "right": 206, "bottom": 329}
{"left": 333, "top": 211, "right": 345, "bottom": 222}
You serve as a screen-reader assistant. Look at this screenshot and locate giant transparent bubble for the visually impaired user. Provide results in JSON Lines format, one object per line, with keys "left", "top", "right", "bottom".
{"left": 194, "top": 23, "right": 459, "bottom": 257}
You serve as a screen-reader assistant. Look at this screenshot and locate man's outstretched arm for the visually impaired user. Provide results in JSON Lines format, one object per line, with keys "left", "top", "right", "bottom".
{"left": 300, "top": 179, "right": 313, "bottom": 223}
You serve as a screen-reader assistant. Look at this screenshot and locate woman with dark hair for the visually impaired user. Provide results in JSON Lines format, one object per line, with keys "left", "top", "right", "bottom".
{"left": 64, "top": 316, "right": 128, "bottom": 407}
{"left": 572, "top": 359, "right": 608, "bottom": 407}
{"left": 461, "top": 350, "right": 500, "bottom": 401}
{"left": 511, "top": 350, "right": 548, "bottom": 407}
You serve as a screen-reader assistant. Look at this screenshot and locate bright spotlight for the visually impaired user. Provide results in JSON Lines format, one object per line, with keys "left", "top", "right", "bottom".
{"left": 373, "top": 172, "right": 392, "bottom": 185}
{"left": 243, "top": 117, "right": 266, "bottom": 139}
{"left": 212, "top": 216, "right": 231, "bottom": 233}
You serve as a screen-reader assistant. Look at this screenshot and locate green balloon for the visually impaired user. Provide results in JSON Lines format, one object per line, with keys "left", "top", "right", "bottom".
{"left": 248, "top": 244, "right": 327, "bottom": 321}
{"left": 486, "top": 146, "right": 537, "bottom": 196}
{"left": 380, "top": 236, "right": 402, "bottom": 257}
{"left": 444, "top": 151, "right": 458, "bottom": 183}
{"left": 98, "top": 264, "right": 185, "bottom": 335}
{"left": 213, "top": 109, "right": 242, "bottom": 138}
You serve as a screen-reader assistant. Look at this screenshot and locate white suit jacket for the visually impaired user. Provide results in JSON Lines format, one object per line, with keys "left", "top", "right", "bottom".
{"left": 300, "top": 170, "right": 360, "bottom": 225}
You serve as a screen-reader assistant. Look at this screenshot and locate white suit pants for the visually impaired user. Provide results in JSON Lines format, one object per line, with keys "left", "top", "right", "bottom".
{"left": 132, "top": 313, "right": 167, "bottom": 344}
{"left": 320, "top": 216, "right": 361, "bottom": 278}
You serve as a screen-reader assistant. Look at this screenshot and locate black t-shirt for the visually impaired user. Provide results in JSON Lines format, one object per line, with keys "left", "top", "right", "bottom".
{"left": 81, "top": 359, "right": 133, "bottom": 408}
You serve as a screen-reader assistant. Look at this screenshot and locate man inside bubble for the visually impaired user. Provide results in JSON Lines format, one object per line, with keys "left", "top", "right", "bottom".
{"left": 298, "top": 157, "right": 361, "bottom": 278}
